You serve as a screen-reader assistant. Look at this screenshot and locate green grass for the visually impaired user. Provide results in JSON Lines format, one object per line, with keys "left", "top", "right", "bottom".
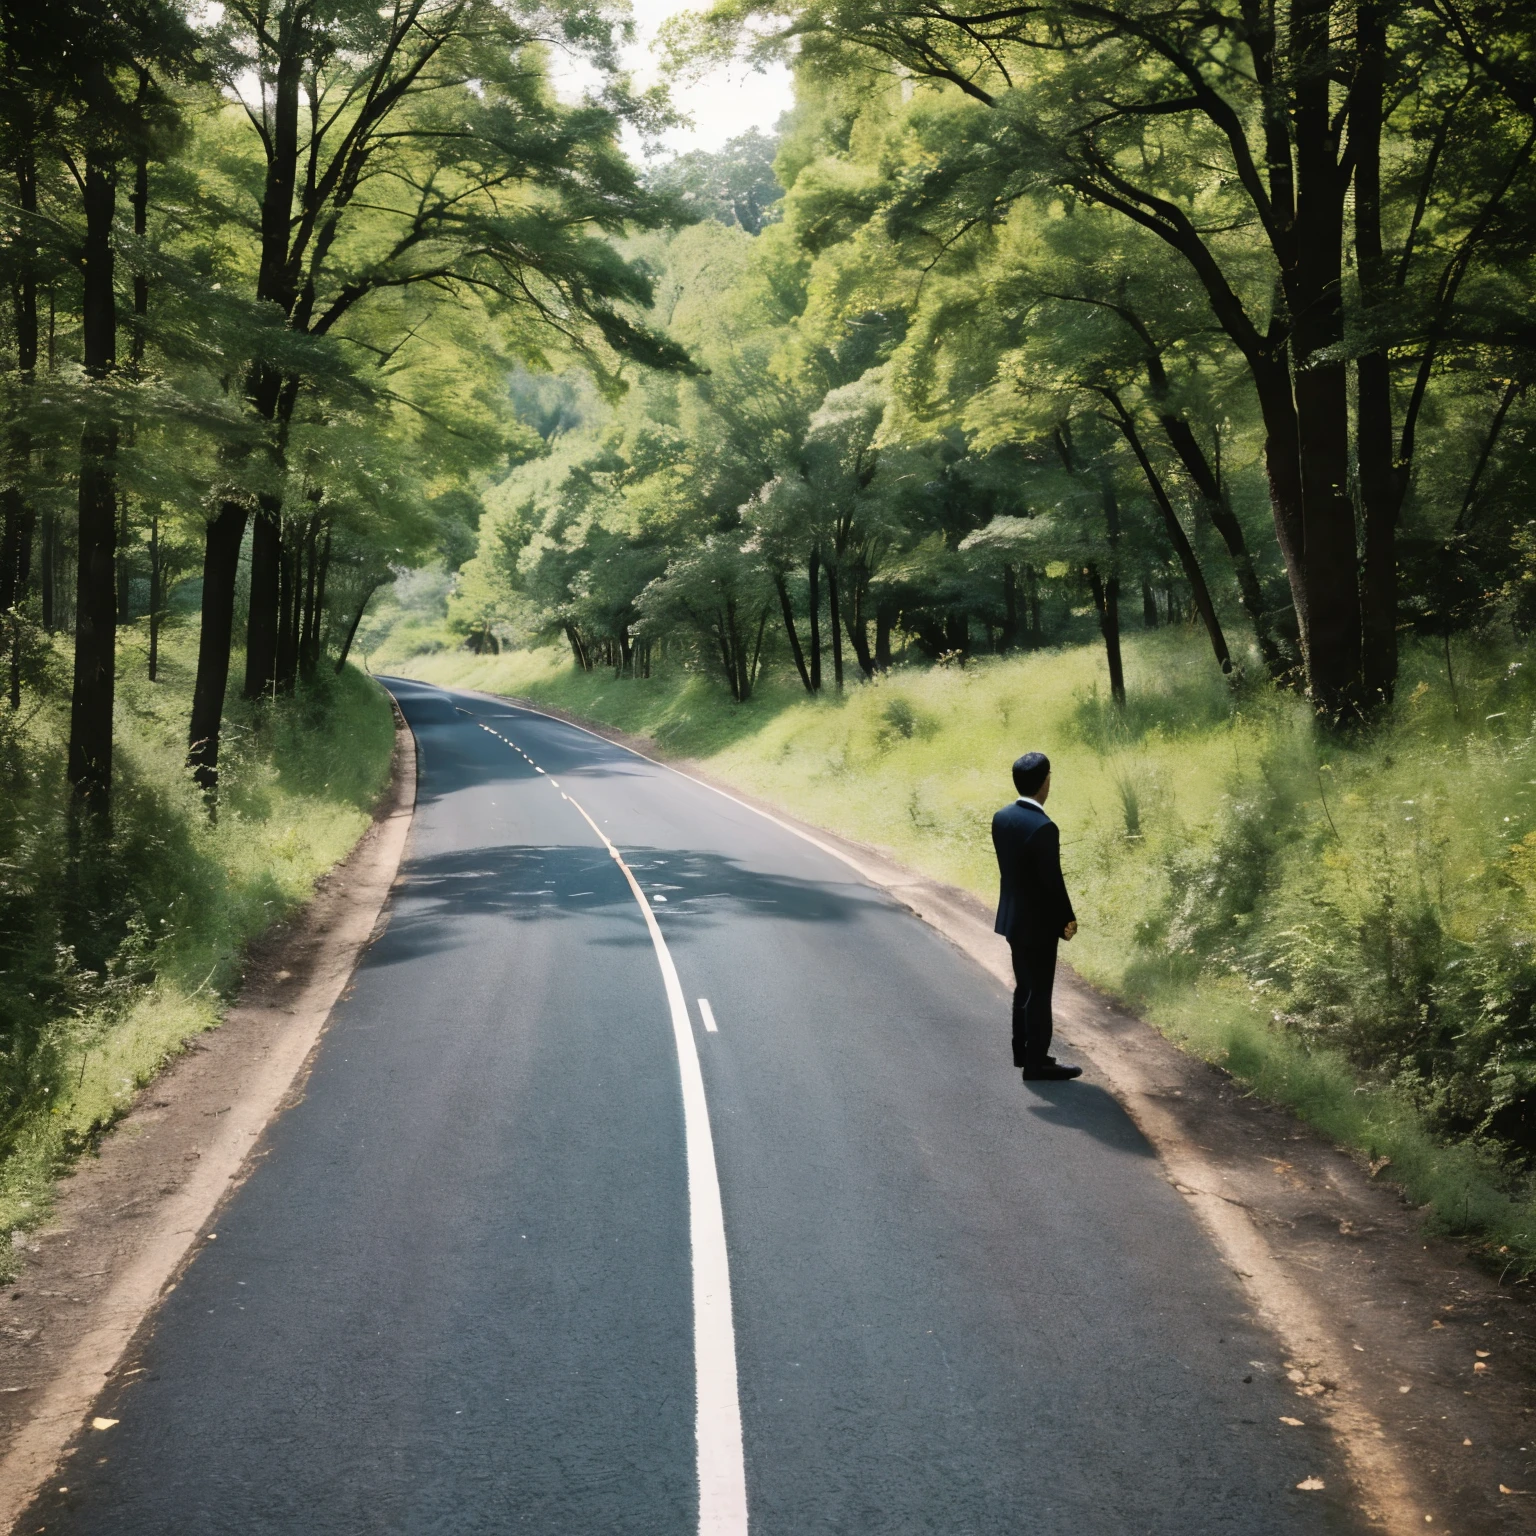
{"left": 385, "top": 630, "right": 1536, "bottom": 1276}
{"left": 0, "top": 625, "right": 395, "bottom": 1270}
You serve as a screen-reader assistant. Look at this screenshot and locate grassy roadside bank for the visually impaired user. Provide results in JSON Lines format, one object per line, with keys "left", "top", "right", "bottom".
{"left": 0, "top": 629, "right": 395, "bottom": 1275}
{"left": 384, "top": 632, "right": 1536, "bottom": 1278}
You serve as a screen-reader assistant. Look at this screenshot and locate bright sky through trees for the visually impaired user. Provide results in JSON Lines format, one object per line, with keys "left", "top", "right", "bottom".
{"left": 550, "top": 0, "right": 793, "bottom": 156}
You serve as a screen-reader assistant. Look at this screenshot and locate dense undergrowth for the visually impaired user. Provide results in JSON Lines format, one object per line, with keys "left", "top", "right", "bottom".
{"left": 0, "top": 624, "right": 394, "bottom": 1272}
{"left": 380, "top": 627, "right": 1536, "bottom": 1277}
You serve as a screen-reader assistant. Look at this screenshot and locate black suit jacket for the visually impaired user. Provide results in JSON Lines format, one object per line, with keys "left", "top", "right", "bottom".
{"left": 992, "top": 799, "right": 1076, "bottom": 946}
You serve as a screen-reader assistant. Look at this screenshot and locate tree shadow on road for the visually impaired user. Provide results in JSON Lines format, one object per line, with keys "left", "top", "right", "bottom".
{"left": 369, "top": 841, "right": 885, "bottom": 970}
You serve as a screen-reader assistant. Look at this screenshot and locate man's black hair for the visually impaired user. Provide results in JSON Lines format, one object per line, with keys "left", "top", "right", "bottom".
{"left": 1013, "top": 752, "right": 1051, "bottom": 797}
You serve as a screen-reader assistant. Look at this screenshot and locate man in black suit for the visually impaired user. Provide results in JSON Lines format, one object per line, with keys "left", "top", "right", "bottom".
{"left": 992, "top": 751, "right": 1082, "bottom": 1082}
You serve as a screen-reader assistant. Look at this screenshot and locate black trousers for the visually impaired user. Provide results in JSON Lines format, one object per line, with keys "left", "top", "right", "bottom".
{"left": 1010, "top": 938, "right": 1059, "bottom": 1068}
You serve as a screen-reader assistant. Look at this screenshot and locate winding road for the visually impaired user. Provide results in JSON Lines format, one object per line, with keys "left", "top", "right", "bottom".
{"left": 28, "top": 678, "right": 1356, "bottom": 1534}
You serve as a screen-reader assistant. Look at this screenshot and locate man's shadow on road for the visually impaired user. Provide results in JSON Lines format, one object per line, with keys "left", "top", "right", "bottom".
{"left": 1021, "top": 1083, "right": 1157, "bottom": 1158}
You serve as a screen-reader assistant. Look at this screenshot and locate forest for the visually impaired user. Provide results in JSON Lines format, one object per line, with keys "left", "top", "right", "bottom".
{"left": 6, "top": 0, "right": 1536, "bottom": 1264}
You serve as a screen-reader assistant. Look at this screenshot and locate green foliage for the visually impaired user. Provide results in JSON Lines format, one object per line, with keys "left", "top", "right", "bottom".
{"left": 0, "top": 628, "right": 393, "bottom": 1268}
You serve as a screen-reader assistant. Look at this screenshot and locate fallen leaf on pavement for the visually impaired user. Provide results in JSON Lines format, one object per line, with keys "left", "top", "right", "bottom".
{"left": 1280, "top": 1417, "right": 1305, "bottom": 1427}
{"left": 1296, "top": 1477, "right": 1325, "bottom": 1491}
{"left": 90, "top": 1418, "right": 117, "bottom": 1431}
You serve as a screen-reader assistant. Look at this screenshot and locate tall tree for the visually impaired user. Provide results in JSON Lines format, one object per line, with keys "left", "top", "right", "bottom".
{"left": 40, "top": 0, "right": 195, "bottom": 815}
{"left": 0, "top": 1, "right": 56, "bottom": 707}
{"left": 183, "top": 0, "right": 689, "bottom": 795}
{"left": 700, "top": 0, "right": 1536, "bottom": 717}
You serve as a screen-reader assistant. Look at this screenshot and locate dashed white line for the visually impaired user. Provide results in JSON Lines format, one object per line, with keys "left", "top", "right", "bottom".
{"left": 698, "top": 999, "right": 719, "bottom": 1034}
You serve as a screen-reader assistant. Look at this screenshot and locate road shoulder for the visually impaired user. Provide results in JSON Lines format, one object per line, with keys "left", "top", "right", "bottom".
{"left": 0, "top": 709, "right": 417, "bottom": 1534}
{"left": 481, "top": 688, "right": 1536, "bottom": 1536}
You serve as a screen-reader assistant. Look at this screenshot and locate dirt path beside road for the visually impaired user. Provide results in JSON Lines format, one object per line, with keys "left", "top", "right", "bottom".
{"left": 0, "top": 714, "right": 416, "bottom": 1532}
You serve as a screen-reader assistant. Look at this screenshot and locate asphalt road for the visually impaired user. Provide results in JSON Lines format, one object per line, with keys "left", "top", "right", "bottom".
{"left": 28, "top": 678, "right": 1356, "bottom": 1535}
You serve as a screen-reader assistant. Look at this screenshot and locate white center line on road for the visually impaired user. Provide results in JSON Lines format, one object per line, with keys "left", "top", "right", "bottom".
{"left": 698, "top": 999, "right": 719, "bottom": 1034}
{"left": 476, "top": 720, "right": 748, "bottom": 1536}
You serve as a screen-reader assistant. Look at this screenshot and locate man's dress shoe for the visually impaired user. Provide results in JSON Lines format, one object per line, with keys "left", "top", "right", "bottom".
{"left": 1022, "top": 1063, "right": 1083, "bottom": 1081}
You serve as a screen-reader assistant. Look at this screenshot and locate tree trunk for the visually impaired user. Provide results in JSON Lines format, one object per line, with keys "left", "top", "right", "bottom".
{"left": 807, "top": 549, "right": 822, "bottom": 692}
{"left": 843, "top": 571, "right": 876, "bottom": 678}
{"left": 39, "top": 512, "right": 55, "bottom": 630}
{"left": 304, "top": 523, "right": 330, "bottom": 679}
{"left": 1455, "top": 379, "right": 1525, "bottom": 534}
{"left": 731, "top": 599, "right": 750, "bottom": 701}
{"left": 713, "top": 602, "right": 741, "bottom": 701}
{"left": 244, "top": 505, "right": 282, "bottom": 697}
{"left": 1354, "top": 0, "right": 1397, "bottom": 708}
{"left": 0, "top": 505, "right": 25, "bottom": 615}
{"left": 68, "top": 154, "right": 120, "bottom": 819}
{"left": 775, "top": 572, "right": 812, "bottom": 692}
{"left": 296, "top": 512, "right": 322, "bottom": 683}
{"left": 114, "top": 132, "right": 150, "bottom": 635}
{"left": 148, "top": 511, "right": 161, "bottom": 681}
{"left": 115, "top": 491, "right": 132, "bottom": 623}
{"left": 1156, "top": 411, "right": 1288, "bottom": 673}
{"left": 276, "top": 529, "right": 299, "bottom": 693}
{"left": 1103, "top": 571, "right": 1123, "bottom": 707}
{"left": 1109, "top": 396, "right": 1232, "bottom": 673}
{"left": 875, "top": 602, "right": 893, "bottom": 669}
{"left": 1125, "top": 307, "right": 1290, "bottom": 674}
{"left": 239, "top": 372, "right": 297, "bottom": 694}
{"left": 2, "top": 143, "right": 37, "bottom": 699}
{"left": 188, "top": 502, "right": 249, "bottom": 798}
{"left": 1095, "top": 476, "right": 1126, "bottom": 705}
{"left": 747, "top": 607, "right": 769, "bottom": 697}
{"left": 1288, "top": 0, "right": 1362, "bottom": 719}
{"left": 827, "top": 564, "right": 844, "bottom": 690}
{"left": 1142, "top": 582, "right": 1158, "bottom": 627}
{"left": 299, "top": 522, "right": 316, "bottom": 681}
{"left": 1250, "top": 357, "right": 1312, "bottom": 654}
{"left": 1002, "top": 564, "right": 1020, "bottom": 648}
{"left": 1088, "top": 566, "right": 1126, "bottom": 707}
{"left": 335, "top": 581, "right": 382, "bottom": 675}
{"left": 130, "top": 135, "right": 148, "bottom": 368}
